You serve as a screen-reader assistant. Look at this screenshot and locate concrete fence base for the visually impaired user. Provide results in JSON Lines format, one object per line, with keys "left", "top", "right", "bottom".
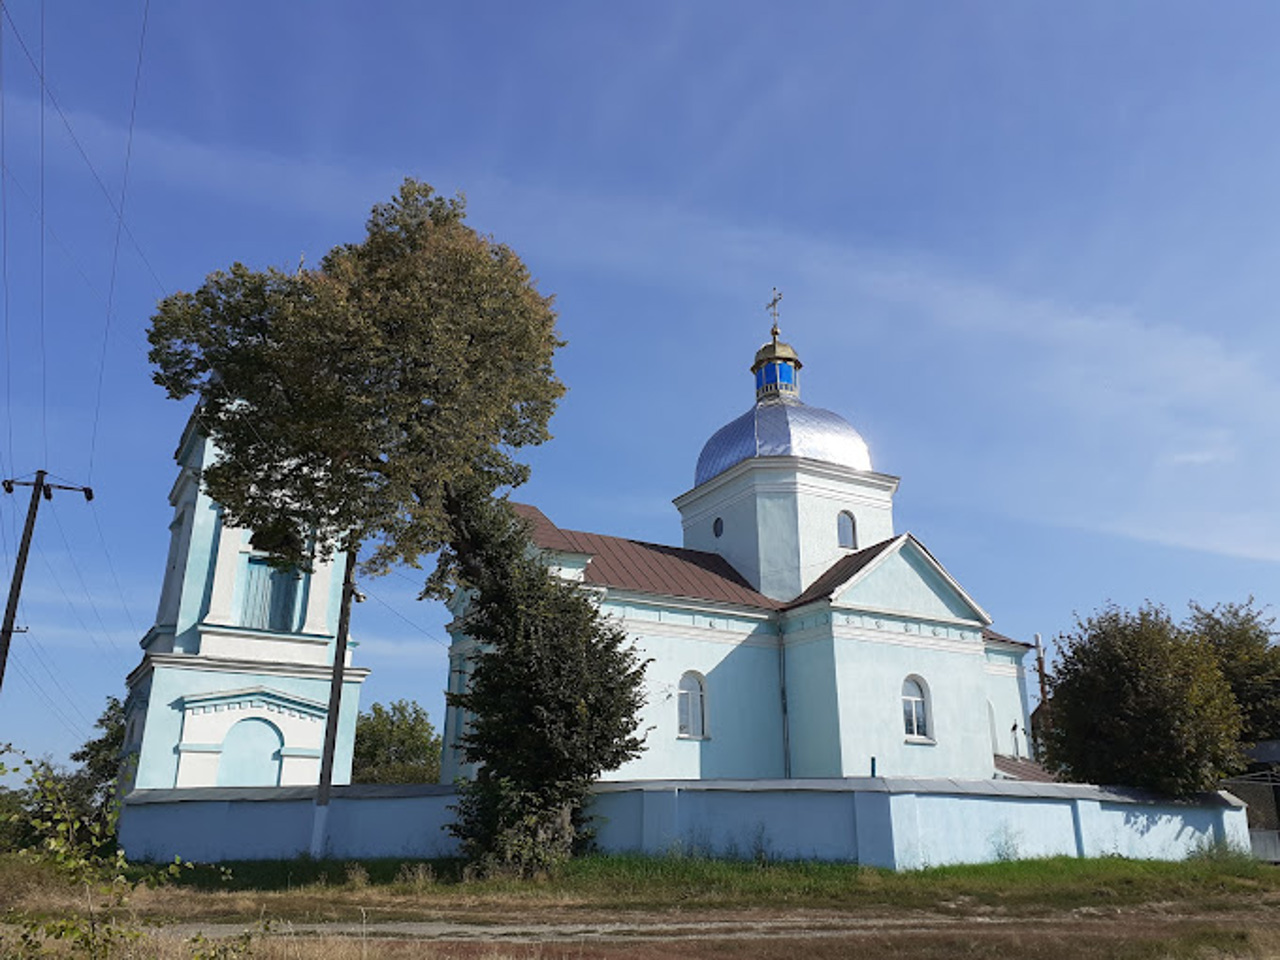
{"left": 119, "top": 777, "right": 1250, "bottom": 870}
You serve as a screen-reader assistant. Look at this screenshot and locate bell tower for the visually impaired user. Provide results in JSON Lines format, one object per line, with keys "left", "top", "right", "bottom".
{"left": 121, "top": 416, "right": 369, "bottom": 791}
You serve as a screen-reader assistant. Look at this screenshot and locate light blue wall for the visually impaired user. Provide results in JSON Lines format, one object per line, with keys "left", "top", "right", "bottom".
{"left": 121, "top": 780, "right": 1251, "bottom": 868}
{"left": 983, "top": 648, "right": 1032, "bottom": 758}
{"left": 133, "top": 665, "right": 362, "bottom": 789}
{"left": 837, "top": 547, "right": 981, "bottom": 621}
{"left": 830, "top": 635, "right": 995, "bottom": 779}
{"left": 782, "top": 637, "right": 843, "bottom": 777}
{"left": 592, "top": 601, "right": 785, "bottom": 781}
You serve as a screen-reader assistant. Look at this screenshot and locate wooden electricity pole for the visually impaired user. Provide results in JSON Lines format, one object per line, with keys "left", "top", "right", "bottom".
{"left": 0, "top": 470, "right": 94, "bottom": 695}
{"left": 310, "top": 544, "right": 358, "bottom": 858}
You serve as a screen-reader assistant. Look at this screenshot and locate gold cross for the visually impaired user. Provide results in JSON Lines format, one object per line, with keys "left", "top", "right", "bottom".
{"left": 765, "top": 287, "right": 783, "bottom": 339}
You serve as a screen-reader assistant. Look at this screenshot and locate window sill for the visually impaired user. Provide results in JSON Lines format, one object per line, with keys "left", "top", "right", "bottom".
{"left": 677, "top": 734, "right": 710, "bottom": 742}
{"left": 904, "top": 736, "right": 936, "bottom": 746}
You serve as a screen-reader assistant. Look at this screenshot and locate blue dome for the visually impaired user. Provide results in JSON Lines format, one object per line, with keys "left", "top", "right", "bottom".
{"left": 694, "top": 397, "right": 873, "bottom": 487}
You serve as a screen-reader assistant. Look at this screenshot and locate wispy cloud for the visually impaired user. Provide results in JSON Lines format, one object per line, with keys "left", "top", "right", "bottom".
{"left": 15, "top": 90, "right": 1275, "bottom": 563}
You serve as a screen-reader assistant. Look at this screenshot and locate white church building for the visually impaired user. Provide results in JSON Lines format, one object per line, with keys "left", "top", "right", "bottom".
{"left": 119, "top": 322, "right": 1248, "bottom": 868}
{"left": 442, "top": 324, "right": 1032, "bottom": 784}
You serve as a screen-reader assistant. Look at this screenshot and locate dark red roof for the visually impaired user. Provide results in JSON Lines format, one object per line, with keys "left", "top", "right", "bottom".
{"left": 509, "top": 505, "right": 1016, "bottom": 639}
{"left": 511, "top": 503, "right": 778, "bottom": 610}
{"left": 982, "top": 627, "right": 1034, "bottom": 649}
{"left": 994, "top": 755, "right": 1056, "bottom": 782}
{"left": 784, "top": 537, "right": 900, "bottom": 609}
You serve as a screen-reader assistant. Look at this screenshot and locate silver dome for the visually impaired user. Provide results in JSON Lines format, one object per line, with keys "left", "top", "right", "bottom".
{"left": 694, "top": 397, "right": 873, "bottom": 487}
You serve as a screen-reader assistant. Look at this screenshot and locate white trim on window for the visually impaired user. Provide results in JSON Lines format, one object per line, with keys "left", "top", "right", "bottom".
{"left": 677, "top": 671, "right": 707, "bottom": 739}
{"left": 902, "top": 675, "right": 932, "bottom": 742}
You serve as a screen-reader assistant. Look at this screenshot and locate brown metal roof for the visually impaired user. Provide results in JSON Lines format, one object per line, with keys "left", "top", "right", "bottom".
{"left": 993, "top": 755, "right": 1057, "bottom": 782}
{"left": 510, "top": 501, "right": 579, "bottom": 553}
{"left": 511, "top": 502, "right": 778, "bottom": 610}
{"left": 784, "top": 537, "right": 901, "bottom": 609}
{"left": 509, "top": 505, "right": 1015, "bottom": 640}
{"left": 982, "top": 626, "right": 1034, "bottom": 649}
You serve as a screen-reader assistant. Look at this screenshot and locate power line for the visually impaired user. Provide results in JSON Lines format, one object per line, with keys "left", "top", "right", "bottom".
{"left": 0, "top": 2, "right": 165, "bottom": 296}
{"left": 34, "top": 541, "right": 120, "bottom": 674}
{"left": 37, "top": 0, "right": 46, "bottom": 466}
{"left": 45, "top": 497, "right": 127, "bottom": 655}
{"left": 1, "top": 157, "right": 132, "bottom": 325}
{"left": 362, "top": 585, "right": 450, "bottom": 650}
{"left": 88, "top": 0, "right": 150, "bottom": 483}
{"left": 21, "top": 633, "right": 93, "bottom": 729}
{"left": 8, "top": 651, "right": 87, "bottom": 741}
{"left": 88, "top": 504, "right": 142, "bottom": 639}
{"left": 0, "top": 4, "right": 11, "bottom": 486}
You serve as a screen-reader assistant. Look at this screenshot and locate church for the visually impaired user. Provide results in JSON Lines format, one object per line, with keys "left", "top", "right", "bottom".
{"left": 118, "top": 318, "right": 1248, "bottom": 868}
{"left": 441, "top": 322, "right": 1034, "bottom": 784}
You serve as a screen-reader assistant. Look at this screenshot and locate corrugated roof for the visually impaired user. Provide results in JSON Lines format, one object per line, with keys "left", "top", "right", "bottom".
{"left": 509, "top": 504, "right": 1015, "bottom": 639}
{"left": 511, "top": 502, "right": 778, "bottom": 610}
{"left": 993, "top": 755, "right": 1056, "bottom": 782}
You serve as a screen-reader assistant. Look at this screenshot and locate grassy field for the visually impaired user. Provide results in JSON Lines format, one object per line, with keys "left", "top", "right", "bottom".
{"left": 2, "top": 851, "right": 1278, "bottom": 958}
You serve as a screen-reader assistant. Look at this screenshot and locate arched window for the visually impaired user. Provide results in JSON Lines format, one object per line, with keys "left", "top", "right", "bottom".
{"left": 678, "top": 672, "right": 706, "bottom": 739}
{"left": 902, "top": 677, "right": 930, "bottom": 739}
{"left": 217, "top": 718, "right": 283, "bottom": 787}
{"left": 838, "top": 511, "right": 857, "bottom": 550}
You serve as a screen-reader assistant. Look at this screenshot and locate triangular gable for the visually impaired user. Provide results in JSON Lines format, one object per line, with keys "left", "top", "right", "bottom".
{"left": 828, "top": 534, "right": 991, "bottom": 625}
{"left": 178, "top": 686, "right": 328, "bottom": 720}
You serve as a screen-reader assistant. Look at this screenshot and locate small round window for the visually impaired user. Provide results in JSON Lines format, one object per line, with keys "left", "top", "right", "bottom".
{"left": 713, "top": 517, "right": 724, "bottom": 538}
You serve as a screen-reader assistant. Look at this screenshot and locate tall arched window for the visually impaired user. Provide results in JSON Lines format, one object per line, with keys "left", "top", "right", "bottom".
{"left": 902, "top": 677, "right": 930, "bottom": 739}
{"left": 838, "top": 511, "right": 857, "bottom": 550}
{"left": 678, "top": 671, "right": 706, "bottom": 739}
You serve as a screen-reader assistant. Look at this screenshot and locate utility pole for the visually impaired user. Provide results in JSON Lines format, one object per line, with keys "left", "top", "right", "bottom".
{"left": 0, "top": 470, "right": 94, "bottom": 695}
{"left": 310, "top": 544, "right": 358, "bottom": 859}
{"left": 1034, "top": 632, "right": 1048, "bottom": 705}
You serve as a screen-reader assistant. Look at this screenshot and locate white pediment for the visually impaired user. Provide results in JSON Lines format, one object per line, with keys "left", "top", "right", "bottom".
{"left": 178, "top": 686, "right": 328, "bottom": 720}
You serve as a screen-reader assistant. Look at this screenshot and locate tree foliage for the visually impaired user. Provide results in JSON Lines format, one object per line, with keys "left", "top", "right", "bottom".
{"left": 1188, "top": 599, "right": 1280, "bottom": 746}
{"left": 146, "top": 179, "right": 564, "bottom": 571}
{"left": 1, "top": 697, "right": 125, "bottom": 855}
{"left": 439, "top": 486, "right": 647, "bottom": 876}
{"left": 352, "top": 699, "right": 442, "bottom": 784}
{"left": 1042, "top": 603, "right": 1244, "bottom": 796}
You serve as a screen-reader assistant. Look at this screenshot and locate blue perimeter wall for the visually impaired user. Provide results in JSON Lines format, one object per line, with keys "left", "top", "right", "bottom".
{"left": 119, "top": 778, "right": 1249, "bottom": 869}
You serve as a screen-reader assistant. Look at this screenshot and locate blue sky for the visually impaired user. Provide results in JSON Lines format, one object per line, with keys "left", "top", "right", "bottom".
{"left": 2, "top": 1, "right": 1279, "bottom": 767}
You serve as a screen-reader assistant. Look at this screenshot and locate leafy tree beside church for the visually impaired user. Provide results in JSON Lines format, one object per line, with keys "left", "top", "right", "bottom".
{"left": 432, "top": 485, "right": 647, "bottom": 876}
{"left": 146, "top": 178, "right": 563, "bottom": 573}
{"left": 1188, "top": 599, "right": 1280, "bottom": 747}
{"left": 1041, "top": 603, "right": 1246, "bottom": 797}
{"left": 352, "top": 700, "right": 442, "bottom": 784}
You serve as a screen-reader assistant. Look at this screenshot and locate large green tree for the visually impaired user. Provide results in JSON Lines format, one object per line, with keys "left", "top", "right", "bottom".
{"left": 352, "top": 699, "right": 442, "bottom": 784}
{"left": 147, "top": 179, "right": 563, "bottom": 572}
{"left": 436, "top": 486, "right": 647, "bottom": 876}
{"left": 1188, "top": 599, "right": 1280, "bottom": 747}
{"left": 1041, "top": 603, "right": 1244, "bottom": 796}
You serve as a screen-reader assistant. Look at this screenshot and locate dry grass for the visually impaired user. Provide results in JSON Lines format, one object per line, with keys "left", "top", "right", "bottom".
{"left": 2, "top": 853, "right": 1279, "bottom": 958}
